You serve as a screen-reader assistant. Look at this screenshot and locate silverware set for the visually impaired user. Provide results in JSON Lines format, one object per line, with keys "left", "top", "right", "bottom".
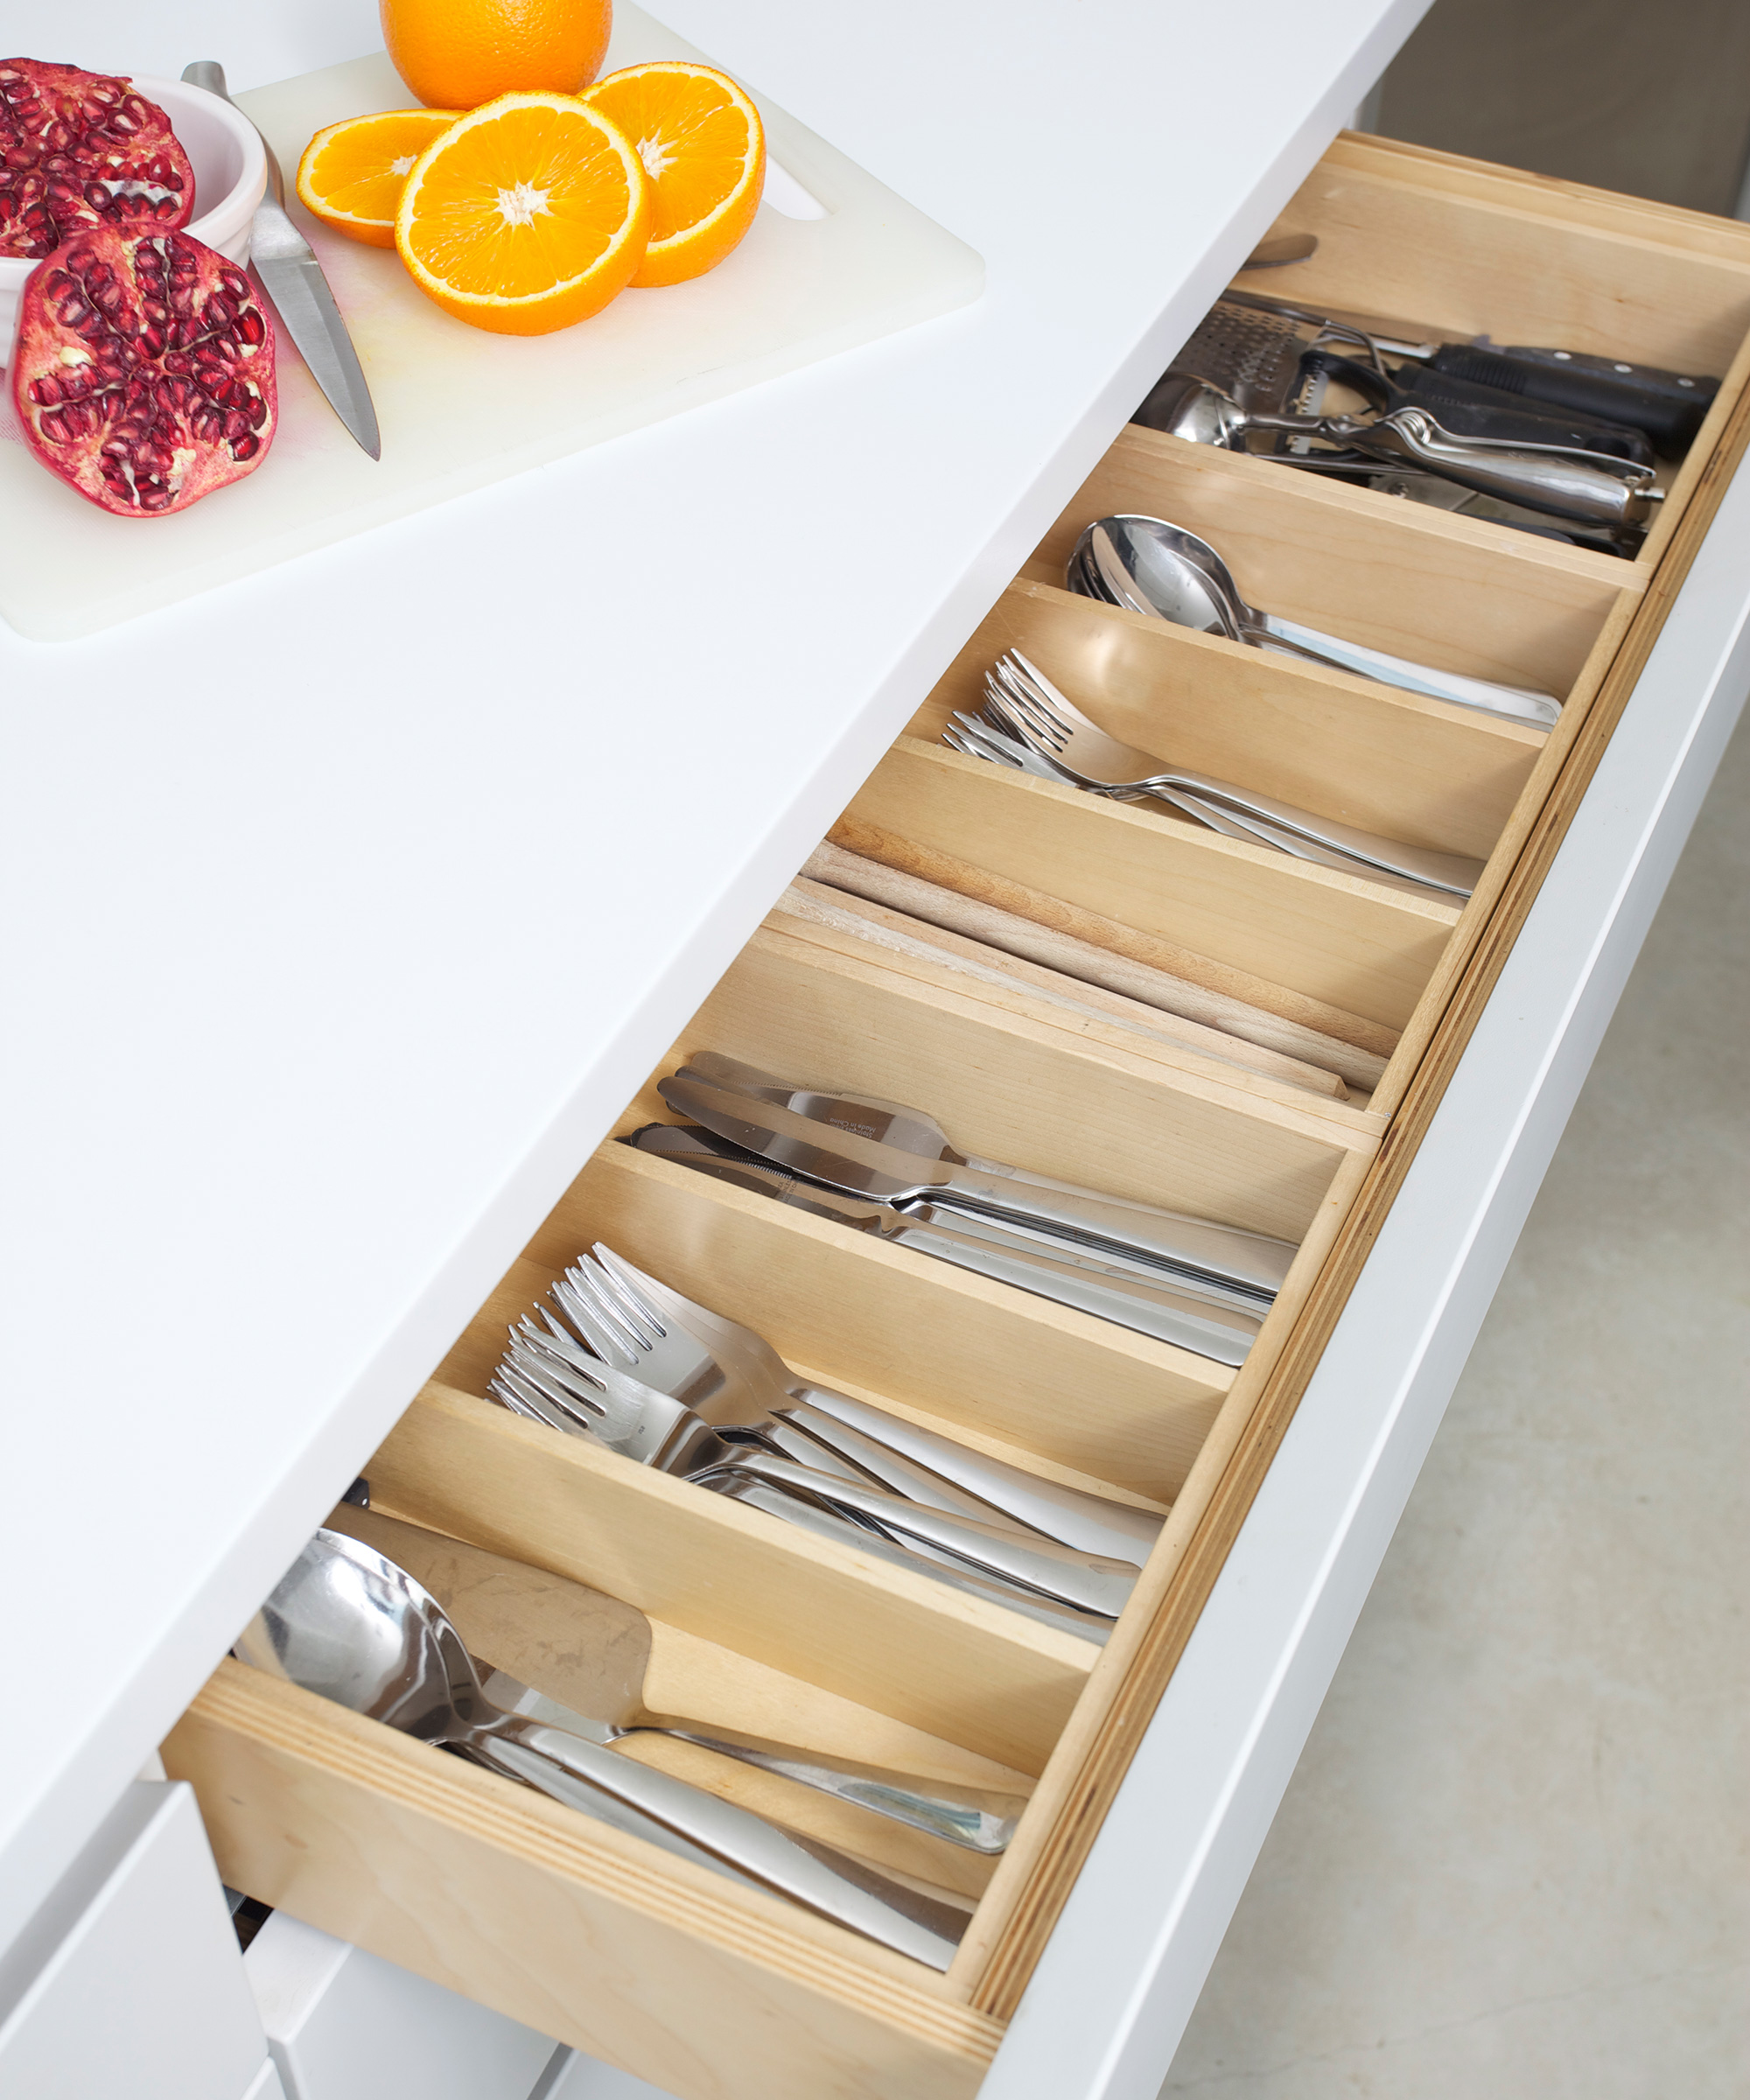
{"left": 1066, "top": 513, "right": 1562, "bottom": 726}
{"left": 946, "top": 649, "right": 1484, "bottom": 899}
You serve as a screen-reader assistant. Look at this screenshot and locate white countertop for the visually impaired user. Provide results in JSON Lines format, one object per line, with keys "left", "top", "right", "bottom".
{"left": 0, "top": 0, "right": 1424, "bottom": 1952}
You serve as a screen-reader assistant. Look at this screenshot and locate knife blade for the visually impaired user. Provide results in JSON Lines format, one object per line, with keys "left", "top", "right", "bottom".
{"left": 654, "top": 1068, "right": 1292, "bottom": 1305}
{"left": 181, "top": 61, "right": 381, "bottom": 458}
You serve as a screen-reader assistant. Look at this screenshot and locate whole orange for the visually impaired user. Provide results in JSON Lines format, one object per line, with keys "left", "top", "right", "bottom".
{"left": 380, "top": 0, "right": 612, "bottom": 109}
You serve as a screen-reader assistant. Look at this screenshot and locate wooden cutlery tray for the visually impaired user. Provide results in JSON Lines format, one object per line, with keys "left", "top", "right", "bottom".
{"left": 163, "top": 136, "right": 1750, "bottom": 2100}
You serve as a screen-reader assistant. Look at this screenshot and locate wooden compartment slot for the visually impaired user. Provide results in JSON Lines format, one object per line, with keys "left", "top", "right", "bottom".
{"left": 850, "top": 742, "right": 1460, "bottom": 1032}
{"left": 1025, "top": 426, "right": 1630, "bottom": 700}
{"left": 910, "top": 578, "right": 1547, "bottom": 861}
{"left": 1228, "top": 136, "right": 1750, "bottom": 574}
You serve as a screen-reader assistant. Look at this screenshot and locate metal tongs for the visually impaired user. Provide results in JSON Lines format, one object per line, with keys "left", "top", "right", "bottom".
{"left": 1158, "top": 376, "right": 1662, "bottom": 531}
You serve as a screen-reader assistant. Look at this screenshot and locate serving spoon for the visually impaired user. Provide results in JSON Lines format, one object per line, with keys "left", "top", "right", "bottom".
{"left": 235, "top": 1528, "right": 967, "bottom": 1967}
{"left": 1070, "top": 516, "right": 1562, "bottom": 727}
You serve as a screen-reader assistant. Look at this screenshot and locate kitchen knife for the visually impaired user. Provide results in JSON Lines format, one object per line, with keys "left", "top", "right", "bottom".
{"left": 655, "top": 1068, "right": 1292, "bottom": 1304}
{"left": 624, "top": 1122, "right": 1264, "bottom": 1361}
{"left": 324, "top": 1505, "right": 1028, "bottom": 1852}
{"left": 181, "top": 61, "right": 381, "bottom": 458}
{"left": 1222, "top": 289, "right": 1716, "bottom": 455}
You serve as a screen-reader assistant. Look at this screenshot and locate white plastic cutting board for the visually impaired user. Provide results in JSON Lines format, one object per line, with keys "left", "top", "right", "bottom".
{"left": 0, "top": 7, "right": 983, "bottom": 640}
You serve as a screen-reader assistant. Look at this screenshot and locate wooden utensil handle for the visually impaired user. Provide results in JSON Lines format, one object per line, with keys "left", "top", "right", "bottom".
{"left": 809, "top": 831, "right": 1393, "bottom": 1091}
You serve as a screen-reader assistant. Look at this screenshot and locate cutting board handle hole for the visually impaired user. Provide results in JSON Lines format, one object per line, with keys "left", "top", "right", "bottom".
{"left": 764, "top": 158, "right": 830, "bottom": 220}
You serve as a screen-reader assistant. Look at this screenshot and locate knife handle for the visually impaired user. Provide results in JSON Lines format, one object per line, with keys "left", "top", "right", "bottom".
{"left": 882, "top": 1213, "right": 1260, "bottom": 1356}
{"left": 1430, "top": 344, "right": 1712, "bottom": 456}
{"left": 1392, "top": 368, "right": 1655, "bottom": 465}
{"left": 472, "top": 1721, "right": 965, "bottom": 1967}
{"left": 182, "top": 60, "right": 286, "bottom": 204}
{"left": 933, "top": 1167, "right": 1285, "bottom": 1303}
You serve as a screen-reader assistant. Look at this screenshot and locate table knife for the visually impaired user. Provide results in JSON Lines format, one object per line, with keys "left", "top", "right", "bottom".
{"left": 655, "top": 1068, "right": 1292, "bottom": 1305}
{"left": 625, "top": 1122, "right": 1264, "bottom": 1362}
{"left": 181, "top": 61, "right": 381, "bottom": 458}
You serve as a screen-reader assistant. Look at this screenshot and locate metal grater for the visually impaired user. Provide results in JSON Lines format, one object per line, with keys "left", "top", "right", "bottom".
{"left": 1166, "top": 300, "right": 1328, "bottom": 414}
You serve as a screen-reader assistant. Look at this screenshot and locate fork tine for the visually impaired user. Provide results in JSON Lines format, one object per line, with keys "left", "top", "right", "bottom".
{"left": 988, "top": 664, "right": 1064, "bottom": 746}
{"left": 576, "top": 1252, "right": 668, "bottom": 1350}
{"left": 1008, "top": 651, "right": 1104, "bottom": 739}
{"left": 984, "top": 678, "right": 1063, "bottom": 754}
{"left": 591, "top": 1244, "right": 689, "bottom": 1339}
{"left": 998, "top": 655, "right": 1074, "bottom": 738}
{"left": 552, "top": 1263, "right": 647, "bottom": 1366}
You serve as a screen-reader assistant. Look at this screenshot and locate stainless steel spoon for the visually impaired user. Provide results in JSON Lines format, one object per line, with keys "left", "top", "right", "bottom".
{"left": 235, "top": 1528, "right": 967, "bottom": 1967}
{"left": 1070, "top": 516, "right": 1562, "bottom": 726}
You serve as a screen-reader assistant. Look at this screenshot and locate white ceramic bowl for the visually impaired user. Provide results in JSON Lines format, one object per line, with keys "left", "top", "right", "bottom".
{"left": 1, "top": 73, "right": 267, "bottom": 353}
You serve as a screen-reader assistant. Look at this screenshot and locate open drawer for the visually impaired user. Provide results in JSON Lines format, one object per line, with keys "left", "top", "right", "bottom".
{"left": 163, "top": 136, "right": 1750, "bottom": 2100}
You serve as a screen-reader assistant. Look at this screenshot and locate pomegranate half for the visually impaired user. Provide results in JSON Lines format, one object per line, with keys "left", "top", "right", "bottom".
{"left": 12, "top": 223, "right": 276, "bottom": 517}
{"left": 0, "top": 59, "right": 195, "bottom": 260}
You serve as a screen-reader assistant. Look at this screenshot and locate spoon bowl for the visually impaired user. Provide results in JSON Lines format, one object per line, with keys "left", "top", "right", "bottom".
{"left": 1068, "top": 514, "right": 1563, "bottom": 725}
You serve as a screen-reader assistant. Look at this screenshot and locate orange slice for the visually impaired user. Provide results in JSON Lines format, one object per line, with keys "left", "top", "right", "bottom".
{"left": 297, "top": 109, "right": 460, "bottom": 248}
{"left": 581, "top": 61, "right": 765, "bottom": 288}
{"left": 395, "top": 91, "right": 651, "bottom": 334}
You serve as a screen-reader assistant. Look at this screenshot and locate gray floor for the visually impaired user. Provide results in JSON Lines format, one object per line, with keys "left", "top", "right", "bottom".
{"left": 1159, "top": 715, "right": 1750, "bottom": 2093}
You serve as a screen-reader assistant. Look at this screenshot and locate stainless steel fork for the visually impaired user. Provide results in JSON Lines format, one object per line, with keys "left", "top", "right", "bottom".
{"left": 488, "top": 1313, "right": 1140, "bottom": 1620}
{"left": 576, "top": 1243, "right": 1166, "bottom": 1565}
{"left": 984, "top": 651, "right": 1484, "bottom": 896}
{"left": 945, "top": 707, "right": 1404, "bottom": 870}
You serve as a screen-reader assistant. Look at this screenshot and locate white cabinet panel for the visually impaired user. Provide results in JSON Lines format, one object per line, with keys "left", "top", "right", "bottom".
{"left": 0, "top": 1782, "right": 267, "bottom": 2100}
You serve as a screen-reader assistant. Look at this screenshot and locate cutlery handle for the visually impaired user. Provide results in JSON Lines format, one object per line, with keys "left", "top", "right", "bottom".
{"left": 1350, "top": 410, "right": 1661, "bottom": 528}
{"left": 933, "top": 1168, "right": 1287, "bottom": 1303}
{"left": 708, "top": 1452, "right": 1139, "bottom": 1617}
{"left": 1432, "top": 342, "right": 1712, "bottom": 455}
{"left": 483, "top": 1669, "right": 1026, "bottom": 1856}
{"left": 1153, "top": 770, "right": 1483, "bottom": 895}
{"left": 708, "top": 1476, "right": 1110, "bottom": 1642}
{"left": 638, "top": 1722, "right": 1026, "bottom": 1854}
{"left": 473, "top": 1721, "right": 965, "bottom": 1968}
{"left": 1255, "top": 613, "right": 1562, "bottom": 726}
{"left": 780, "top": 1389, "right": 1166, "bottom": 1563}
{"left": 878, "top": 1213, "right": 1259, "bottom": 1356}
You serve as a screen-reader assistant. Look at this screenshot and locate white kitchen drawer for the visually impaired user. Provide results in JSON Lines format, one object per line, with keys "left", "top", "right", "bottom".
{"left": 163, "top": 135, "right": 1750, "bottom": 2100}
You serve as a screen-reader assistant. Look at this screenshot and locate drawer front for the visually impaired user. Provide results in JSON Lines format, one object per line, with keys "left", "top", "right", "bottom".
{"left": 164, "top": 135, "right": 1750, "bottom": 2100}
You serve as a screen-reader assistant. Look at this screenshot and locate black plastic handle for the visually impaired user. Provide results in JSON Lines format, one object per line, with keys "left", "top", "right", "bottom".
{"left": 1306, "top": 353, "right": 1653, "bottom": 465}
{"left": 1393, "top": 368, "right": 1655, "bottom": 466}
{"left": 1429, "top": 344, "right": 1713, "bottom": 456}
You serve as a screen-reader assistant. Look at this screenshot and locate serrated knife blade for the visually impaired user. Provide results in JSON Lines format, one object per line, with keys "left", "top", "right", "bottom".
{"left": 182, "top": 60, "right": 381, "bottom": 459}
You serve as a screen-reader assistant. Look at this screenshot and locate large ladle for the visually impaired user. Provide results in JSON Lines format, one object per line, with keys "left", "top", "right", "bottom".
{"left": 234, "top": 1528, "right": 966, "bottom": 1969}
{"left": 1072, "top": 517, "right": 1563, "bottom": 727}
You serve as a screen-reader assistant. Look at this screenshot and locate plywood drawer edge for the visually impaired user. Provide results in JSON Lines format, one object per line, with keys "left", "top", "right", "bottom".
{"left": 168, "top": 1665, "right": 1002, "bottom": 2100}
